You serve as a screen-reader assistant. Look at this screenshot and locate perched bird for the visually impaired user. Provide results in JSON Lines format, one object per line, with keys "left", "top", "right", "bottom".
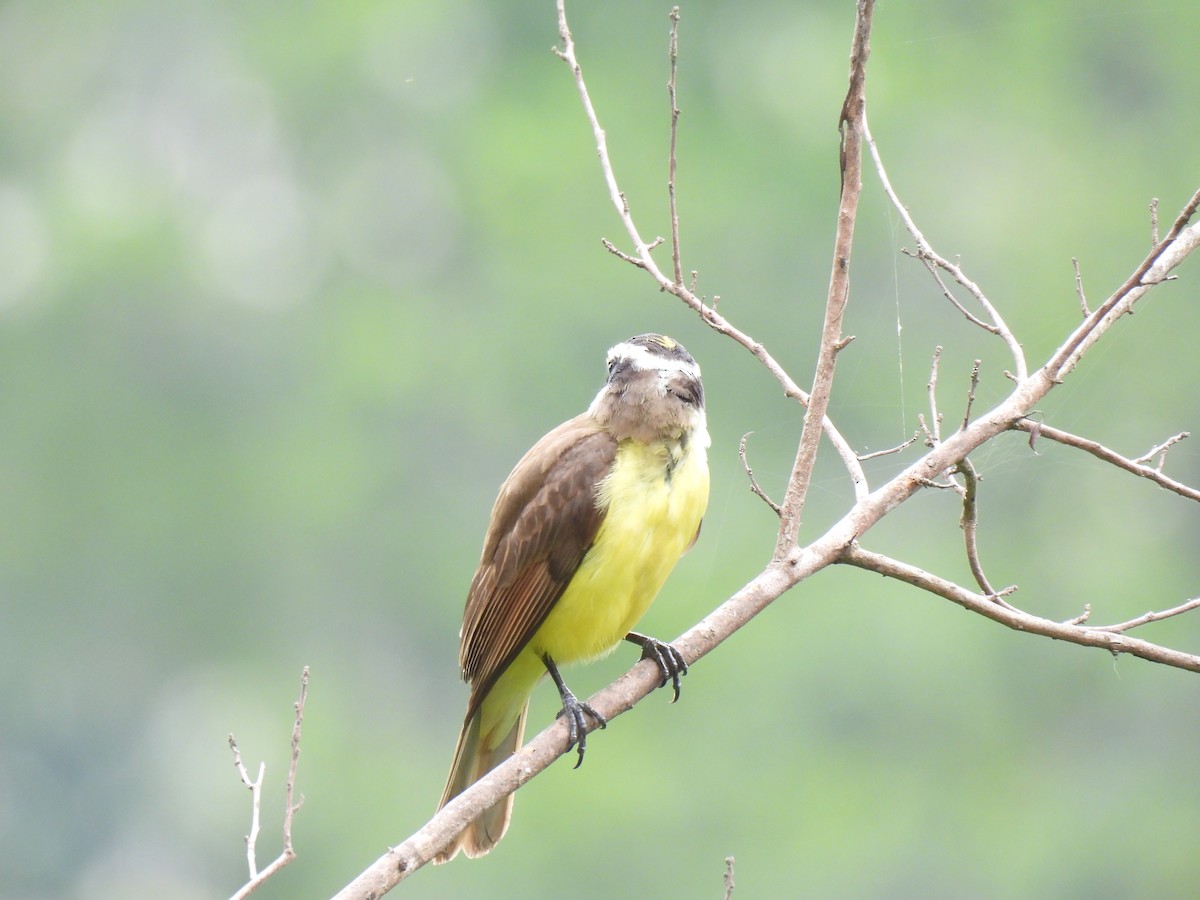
{"left": 434, "top": 333, "right": 710, "bottom": 862}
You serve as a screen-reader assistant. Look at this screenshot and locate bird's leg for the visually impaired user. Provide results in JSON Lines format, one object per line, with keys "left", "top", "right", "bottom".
{"left": 624, "top": 632, "right": 689, "bottom": 702}
{"left": 542, "top": 653, "right": 606, "bottom": 769}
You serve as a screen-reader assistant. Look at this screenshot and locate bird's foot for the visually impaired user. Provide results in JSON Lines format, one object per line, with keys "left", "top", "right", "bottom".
{"left": 554, "top": 687, "right": 607, "bottom": 769}
{"left": 625, "top": 631, "right": 688, "bottom": 702}
{"left": 543, "top": 653, "right": 606, "bottom": 769}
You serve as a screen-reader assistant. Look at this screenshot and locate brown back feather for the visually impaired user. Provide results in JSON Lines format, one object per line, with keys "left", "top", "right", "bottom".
{"left": 459, "top": 414, "right": 617, "bottom": 721}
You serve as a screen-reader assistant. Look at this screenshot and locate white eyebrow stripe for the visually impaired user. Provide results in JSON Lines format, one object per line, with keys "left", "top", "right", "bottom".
{"left": 607, "top": 342, "right": 702, "bottom": 377}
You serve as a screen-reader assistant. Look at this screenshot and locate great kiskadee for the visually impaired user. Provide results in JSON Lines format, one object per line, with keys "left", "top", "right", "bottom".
{"left": 434, "top": 333, "right": 710, "bottom": 862}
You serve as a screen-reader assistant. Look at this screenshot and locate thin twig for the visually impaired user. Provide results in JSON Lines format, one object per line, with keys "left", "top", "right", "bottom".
{"left": 857, "top": 431, "right": 920, "bottom": 461}
{"left": 840, "top": 545, "right": 1200, "bottom": 671}
{"left": 602, "top": 237, "right": 650, "bottom": 268}
{"left": 724, "top": 856, "right": 736, "bottom": 900}
{"left": 228, "top": 738, "right": 264, "bottom": 880}
{"left": 917, "top": 475, "right": 961, "bottom": 491}
{"left": 900, "top": 247, "right": 1001, "bottom": 334}
{"left": 927, "top": 345, "right": 943, "bottom": 445}
{"left": 917, "top": 413, "right": 935, "bottom": 448}
{"left": 961, "top": 359, "right": 981, "bottom": 432}
{"left": 1072, "top": 258, "right": 1090, "bottom": 316}
{"left": 740, "top": 432, "right": 782, "bottom": 515}
{"left": 667, "top": 6, "right": 683, "bottom": 286}
{"left": 282, "top": 667, "right": 309, "bottom": 858}
{"left": 1012, "top": 420, "right": 1200, "bottom": 502}
{"left": 1132, "top": 431, "right": 1189, "bottom": 471}
{"left": 1150, "top": 197, "right": 1160, "bottom": 246}
{"left": 1095, "top": 597, "right": 1200, "bottom": 633}
{"left": 553, "top": 7, "right": 643, "bottom": 257}
{"left": 1064, "top": 604, "right": 1092, "bottom": 626}
{"left": 229, "top": 667, "right": 309, "bottom": 900}
{"left": 953, "top": 458, "right": 1012, "bottom": 606}
{"left": 1044, "top": 189, "right": 1200, "bottom": 381}
{"left": 865, "top": 117, "right": 1028, "bottom": 381}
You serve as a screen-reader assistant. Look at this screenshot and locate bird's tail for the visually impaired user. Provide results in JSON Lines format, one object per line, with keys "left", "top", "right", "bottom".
{"left": 432, "top": 701, "right": 529, "bottom": 863}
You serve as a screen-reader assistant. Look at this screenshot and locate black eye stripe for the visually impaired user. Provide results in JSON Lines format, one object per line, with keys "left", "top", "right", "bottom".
{"left": 607, "top": 357, "right": 633, "bottom": 382}
{"left": 667, "top": 376, "right": 703, "bottom": 406}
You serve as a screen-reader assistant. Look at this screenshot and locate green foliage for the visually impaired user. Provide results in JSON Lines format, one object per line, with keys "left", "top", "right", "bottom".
{"left": 2, "top": 1, "right": 1198, "bottom": 897}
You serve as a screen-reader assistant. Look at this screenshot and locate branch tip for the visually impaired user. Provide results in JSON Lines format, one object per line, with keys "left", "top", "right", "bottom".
{"left": 740, "top": 432, "right": 782, "bottom": 515}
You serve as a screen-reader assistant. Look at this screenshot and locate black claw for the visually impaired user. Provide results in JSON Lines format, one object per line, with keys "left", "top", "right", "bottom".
{"left": 555, "top": 692, "right": 607, "bottom": 768}
{"left": 544, "top": 653, "right": 606, "bottom": 768}
{"left": 625, "top": 632, "right": 689, "bottom": 702}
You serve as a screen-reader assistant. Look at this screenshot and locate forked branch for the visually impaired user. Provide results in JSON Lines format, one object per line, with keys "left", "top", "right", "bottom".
{"left": 841, "top": 546, "right": 1200, "bottom": 672}
{"left": 1012, "top": 419, "right": 1200, "bottom": 502}
{"left": 864, "top": 117, "right": 1028, "bottom": 381}
{"left": 228, "top": 667, "right": 309, "bottom": 899}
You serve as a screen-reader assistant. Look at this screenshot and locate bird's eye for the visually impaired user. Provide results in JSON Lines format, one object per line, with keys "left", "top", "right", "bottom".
{"left": 668, "top": 383, "right": 698, "bottom": 406}
{"left": 607, "top": 357, "right": 630, "bottom": 382}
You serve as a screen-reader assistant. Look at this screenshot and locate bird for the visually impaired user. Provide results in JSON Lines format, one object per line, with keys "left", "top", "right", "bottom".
{"left": 433, "top": 333, "right": 710, "bottom": 862}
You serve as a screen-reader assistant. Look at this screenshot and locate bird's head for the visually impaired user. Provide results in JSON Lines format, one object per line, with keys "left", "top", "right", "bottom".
{"left": 588, "top": 334, "right": 708, "bottom": 444}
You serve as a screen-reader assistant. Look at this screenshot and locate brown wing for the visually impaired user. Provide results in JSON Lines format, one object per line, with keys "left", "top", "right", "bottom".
{"left": 459, "top": 414, "right": 617, "bottom": 719}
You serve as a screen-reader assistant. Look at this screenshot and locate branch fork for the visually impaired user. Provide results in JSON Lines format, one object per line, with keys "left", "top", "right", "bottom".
{"left": 228, "top": 667, "right": 309, "bottom": 899}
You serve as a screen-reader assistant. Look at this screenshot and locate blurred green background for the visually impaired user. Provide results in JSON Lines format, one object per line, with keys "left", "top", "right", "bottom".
{"left": 2, "top": 1, "right": 1199, "bottom": 897}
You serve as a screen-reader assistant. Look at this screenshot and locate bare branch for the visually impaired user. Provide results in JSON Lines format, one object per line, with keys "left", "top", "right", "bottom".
{"left": 927, "top": 346, "right": 944, "bottom": 445}
{"left": 865, "top": 117, "right": 1029, "bottom": 381}
{"left": 1065, "top": 604, "right": 1092, "bottom": 626}
{"left": 553, "top": 11, "right": 639, "bottom": 255}
{"left": 227, "top": 737, "right": 264, "bottom": 881}
{"left": 229, "top": 667, "right": 309, "bottom": 900}
{"left": 724, "top": 856, "right": 737, "bottom": 900}
{"left": 667, "top": 6, "right": 683, "bottom": 286}
{"left": 1095, "top": 597, "right": 1200, "bottom": 634}
{"left": 1044, "top": 189, "right": 1200, "bottom": 381}
{"left": 282, "top": 667, "right": 308, "bottom": 857}
{"left": 840, "top": 546, "right": 1200, "bottom": 672}
{"left": 961, "top": 359, "right": 981, "bottom": 432}
{"left": 917, "top": 413, "right": 935, "bottom": 448}
{"left": 953, "top": 457, "right": 1013, "bottom": 607}
{"left": 1072, "top": 257, "right": 1090, "bottom": 316}
{"left": 1132, "top": 431, "right": 1189, "bottom": 470}
{"left": 774, "top": 0, "right": 875, "bottom": 556}
{"left": 602, "top": 237, "right": 650, "bottom": 268}
{"left": 739, "top": 431, "right": 782, "bottom": 515}
{"left": 901, "top": 246, "right": 1003, "bottom": 335}
{"left": 856, "top": 431, "right": 920, "bottom": 462}
{"left": 917, "top": 475, "right": 960, "bottom": 491}
{"left": 1011, "top": 419, "right": 1200, "bottom": 502}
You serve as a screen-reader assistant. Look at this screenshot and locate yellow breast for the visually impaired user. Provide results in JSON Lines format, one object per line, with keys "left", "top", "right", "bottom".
{"left": 529, "top": 433, "right": 710, "bottom": 664}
